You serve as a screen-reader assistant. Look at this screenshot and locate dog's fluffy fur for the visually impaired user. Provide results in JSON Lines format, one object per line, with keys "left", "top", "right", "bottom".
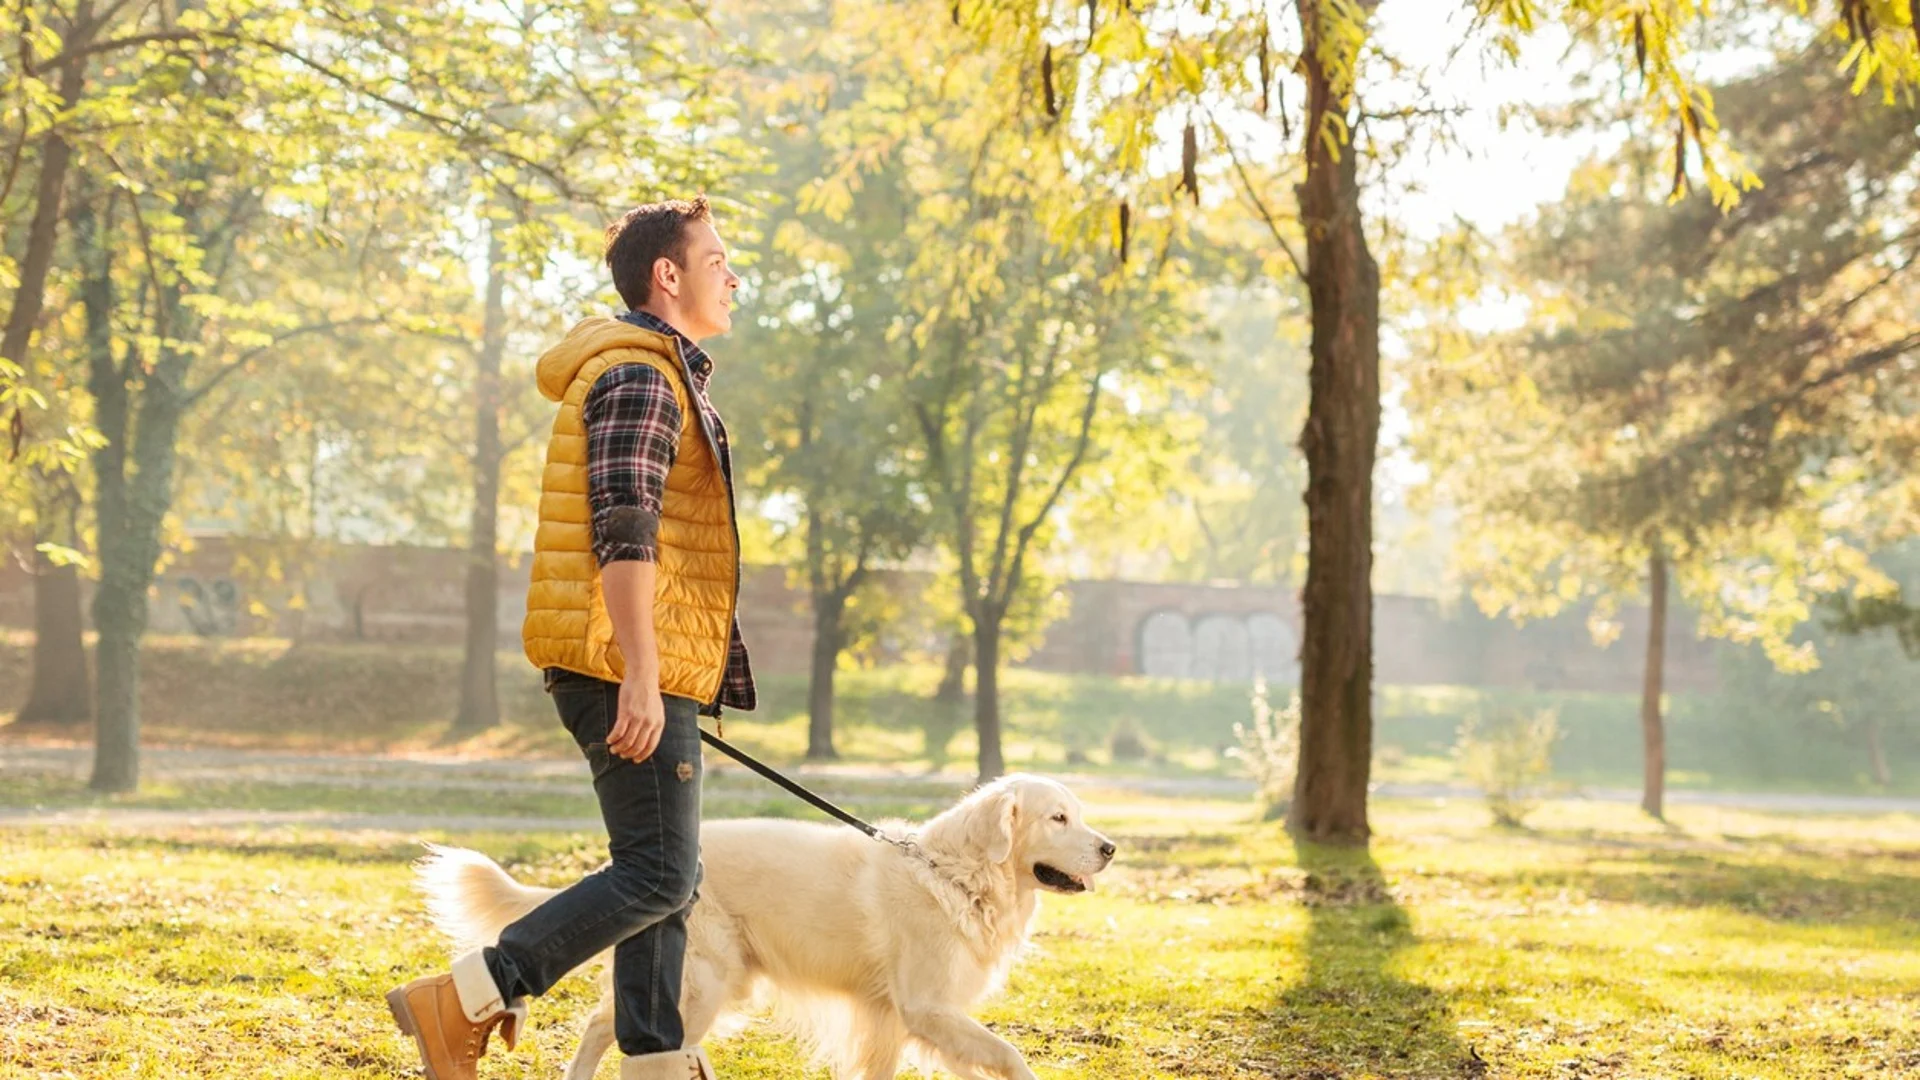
{"left": 415, "top": 773, "right": 1114, "bottom": 1080}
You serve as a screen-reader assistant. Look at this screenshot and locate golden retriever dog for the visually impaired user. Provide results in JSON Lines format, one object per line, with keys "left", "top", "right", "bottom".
{"left": 415, "top": 773, "right": 1115, "bottom": 1080}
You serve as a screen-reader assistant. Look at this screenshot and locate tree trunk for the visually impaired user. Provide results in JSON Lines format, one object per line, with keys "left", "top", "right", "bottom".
{"left": 973, "top": 612, "right": 1006, "bottom": 782}
{"left": 1640, "top": 550, "right": 1669, "bottom": 819}
{"left": 454, "top": 227, "right": 508, "bottom": 734}
{"left": 0, "top": 33, "right": 87, "bottom": 380}
{"left": 806, "top": 589, "right": 847, "bottom": 760}
{"left": 89, "top": 284, "right": 189, "bottom": 793}
{"left": 1287, "top": 0, "right": 1382, "bottom": 847}
{"left": 16, "top": 502, "right": 91, "bottom": 724}
{"left": 1863, "top": 714, "right": 1890, "bottom": 787}
{"left": 66, "top": 171, "right": 153, "bottom": 794}
{"left": 935, "top": 632, "right": 969, "bottom": 703}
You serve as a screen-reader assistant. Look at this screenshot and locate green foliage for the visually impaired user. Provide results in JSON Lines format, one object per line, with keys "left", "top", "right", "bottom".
{"left": 1410, "top": 48, "right": 1920, "bottom": 670}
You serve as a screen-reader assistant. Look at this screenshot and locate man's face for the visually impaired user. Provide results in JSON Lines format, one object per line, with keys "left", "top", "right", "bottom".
{"left": 661, "top": 220, "right": 739, "bottom": 342}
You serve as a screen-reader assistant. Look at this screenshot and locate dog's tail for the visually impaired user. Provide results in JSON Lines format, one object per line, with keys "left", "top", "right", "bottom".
{"left": 413, "top": 843, "right": 556, "bottom": 953}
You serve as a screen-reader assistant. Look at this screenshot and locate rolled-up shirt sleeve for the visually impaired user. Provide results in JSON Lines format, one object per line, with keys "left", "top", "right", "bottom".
{"left": 583, "top": 364, "right": 681, "bottom": 565}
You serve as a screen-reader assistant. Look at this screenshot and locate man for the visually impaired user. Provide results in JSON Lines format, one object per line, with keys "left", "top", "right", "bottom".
{"left": 386, "top": 197, "right": 754, "bottom": 1080}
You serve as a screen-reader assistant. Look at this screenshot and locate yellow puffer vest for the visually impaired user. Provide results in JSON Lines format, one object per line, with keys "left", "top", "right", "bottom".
{"left": 522, "top": 317, "right": 738, "bottom": 701}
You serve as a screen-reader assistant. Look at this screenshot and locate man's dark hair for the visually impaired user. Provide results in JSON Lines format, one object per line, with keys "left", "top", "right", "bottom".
{"left": 603, "top": 196, "right": 714, "bottom": 309}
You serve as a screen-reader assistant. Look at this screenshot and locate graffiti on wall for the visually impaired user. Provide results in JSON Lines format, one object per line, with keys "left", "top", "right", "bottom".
{"left": 174, "top": 576, "right": 240, "bottom": 637}
{"left": 1138, "top": 610, "right": 1298, "bottom": 683}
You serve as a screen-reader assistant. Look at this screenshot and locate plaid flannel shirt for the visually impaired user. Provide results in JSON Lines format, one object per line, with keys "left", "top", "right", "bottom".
{"left": 581, "top": 309, "right": 755, "bottom": 714}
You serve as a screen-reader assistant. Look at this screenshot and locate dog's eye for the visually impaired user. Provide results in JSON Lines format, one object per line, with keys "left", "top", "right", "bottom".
{"left": 1051, "top": 812, "right": 1069, "bottom": 824}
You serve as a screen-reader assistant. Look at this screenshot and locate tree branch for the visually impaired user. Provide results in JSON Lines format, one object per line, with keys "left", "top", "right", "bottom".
{"left": 183, "top": 316, "right": 385, "bottom": 405}
{"left": 1207, "top": 109, "right": 1307, "bottom": 283}
{"left": 1000, "top": 365, "right": 1102, "bottom": 607}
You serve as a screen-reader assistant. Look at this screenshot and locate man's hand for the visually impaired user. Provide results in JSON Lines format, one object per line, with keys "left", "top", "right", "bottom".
{"left": 608, "top": 673, "right": 667, "bottom": 762}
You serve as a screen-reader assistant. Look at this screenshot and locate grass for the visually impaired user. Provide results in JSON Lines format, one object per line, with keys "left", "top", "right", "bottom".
{"left": 4, "top": 631, "right": 1919, "bottom": 796}
{"left": 4, "top": 794, "right": 1918, "bottom": 1079}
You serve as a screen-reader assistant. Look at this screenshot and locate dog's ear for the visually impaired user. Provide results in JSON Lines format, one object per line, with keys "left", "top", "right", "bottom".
{"left": 975, "top": 785, "right": 1017, "bottom": 864}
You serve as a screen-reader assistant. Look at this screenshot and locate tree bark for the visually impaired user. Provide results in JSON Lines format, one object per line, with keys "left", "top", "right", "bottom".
{"left": 66, "top": 171, "right": 154, "bottom": 794}
{"left": 16, "top": 486, "right": 91, "bottom": 724}
{"left": 806, "top": 588, "right": 847, "bottom": 760}
{"left": 89, "top": 263, "right": 190, "bottom": 793}
{"left": 1640, "top": 550, "right": 1669, "bottom": 819}
{"left": 1287, "top": 0, "right": 1382, "bottom": 847}
{"left": 454, "top": 227, "right": 508, "bottom": 734}
{"left": 973, "top": 611, "right": 1005, "bottom": 782}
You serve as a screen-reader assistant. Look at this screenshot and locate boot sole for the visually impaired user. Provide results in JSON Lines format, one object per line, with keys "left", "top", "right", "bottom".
{"left": 386, "top": 988, "right": 445, "bottom": 1080}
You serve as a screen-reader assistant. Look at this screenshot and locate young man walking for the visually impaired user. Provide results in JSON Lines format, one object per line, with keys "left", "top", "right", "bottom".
{"left": 387, "top": 197, "right": 755, "bottom": 1080}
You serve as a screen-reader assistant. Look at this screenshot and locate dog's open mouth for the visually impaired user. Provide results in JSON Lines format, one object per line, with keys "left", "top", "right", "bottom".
{"left": 1033, "top": 863, "right": 1088, "bottom": 893}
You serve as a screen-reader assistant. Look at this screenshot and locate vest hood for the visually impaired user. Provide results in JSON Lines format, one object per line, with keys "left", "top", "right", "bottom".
{"left": 535, "top": 317, "right": 674, "bottom": 402}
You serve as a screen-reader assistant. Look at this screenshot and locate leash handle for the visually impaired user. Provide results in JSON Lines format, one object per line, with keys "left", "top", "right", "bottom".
{"left": 698, "top": 727, "right": 883, "bottom": 840}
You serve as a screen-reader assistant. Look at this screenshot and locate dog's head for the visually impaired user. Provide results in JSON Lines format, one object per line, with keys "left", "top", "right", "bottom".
{"left": 960, "top": 774, "right": 1115, "bottom": 895}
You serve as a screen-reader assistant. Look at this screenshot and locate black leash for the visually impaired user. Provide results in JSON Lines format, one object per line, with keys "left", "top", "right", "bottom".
{"left": 697, "top": 727, "right": 889, "bottom": 841}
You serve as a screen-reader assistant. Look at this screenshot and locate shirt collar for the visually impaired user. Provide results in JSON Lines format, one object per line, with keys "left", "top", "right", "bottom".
{"left": 619, "top": 308, "right": 713, "bottom": 386}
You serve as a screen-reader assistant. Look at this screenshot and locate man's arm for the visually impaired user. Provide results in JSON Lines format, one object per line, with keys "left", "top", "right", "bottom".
{"left": 601, "top": 561, "right": 664, "bottom": 761}
{"left": 583, "top": 362, "right": 682, "bottom": 762}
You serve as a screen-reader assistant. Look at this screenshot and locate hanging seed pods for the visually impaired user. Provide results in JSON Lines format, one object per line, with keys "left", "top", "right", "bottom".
{"left": 1179, "top": 123, "right": 1199, "bottom": 204}
{"left": 1258, "top": 20, "right": 1272, "bottom": 116}
{"left": 1043, "top": 45, "right": 1059, "bottom": 118}
{"left": 1670, "top": 120, "right": 1689, "bottom": 198}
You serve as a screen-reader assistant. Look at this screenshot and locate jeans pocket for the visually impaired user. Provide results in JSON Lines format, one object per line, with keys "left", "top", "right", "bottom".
{"left": 555, "top": 681, "right": 616, "bottom": 756}
{"left": 584, "top": 740, "right": 619, "bottom": 783}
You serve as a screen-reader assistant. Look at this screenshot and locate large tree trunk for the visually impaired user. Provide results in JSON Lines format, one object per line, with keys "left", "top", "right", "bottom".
{"left": 973, "top": 611, "right": 1006, "bottom": 782}
{"left": 454, "top": 228, "right": 508, "bottom": 734}
{"left": 89, "top": 279, "right": 189, "bottom": 793}
{"left": 16, "top": 487, "right": 91, "bottom": 724}
{"left": 1287, "top": 0, "right": 1382, "bottom": 847}
{"left": 806, "top": 588, "right": 848, "bottom": 760}
{"left": 66, "top": 174, "right": 148, "bottom": 793}
{"left": 1640, "top": 550, "right": 1669, "bottom": 819}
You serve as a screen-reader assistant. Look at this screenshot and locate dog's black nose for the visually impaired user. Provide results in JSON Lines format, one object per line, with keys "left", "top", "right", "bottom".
{"left": 1099, "top": 841, "right": 1116, "bottom": 862}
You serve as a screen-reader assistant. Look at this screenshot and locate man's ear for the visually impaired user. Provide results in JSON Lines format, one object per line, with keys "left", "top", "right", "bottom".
{"left": 976, "top": 786, "right": 1017, "bottom": 864}
{"left": 652, "top": 256, "right": 680, "bottom": 299}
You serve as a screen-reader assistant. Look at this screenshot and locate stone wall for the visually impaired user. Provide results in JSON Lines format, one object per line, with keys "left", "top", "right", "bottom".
{"left": 0, "top": 538, "right": 1718, "bottom": 692}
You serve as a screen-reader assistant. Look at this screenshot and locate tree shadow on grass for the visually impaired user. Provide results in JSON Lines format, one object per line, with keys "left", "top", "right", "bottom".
{"left": 1265, "top": 841, "right": 1483, "bottom": 1079}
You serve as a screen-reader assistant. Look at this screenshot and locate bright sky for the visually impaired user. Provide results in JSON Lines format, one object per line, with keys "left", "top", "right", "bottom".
{"left": 1369, "top": 2, "right": 1605, "bottom": 239}
{"left": 1364, "top": 4, "right": 1610, "bottom": 501}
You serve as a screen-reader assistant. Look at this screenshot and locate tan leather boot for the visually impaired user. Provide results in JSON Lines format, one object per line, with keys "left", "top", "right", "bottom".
{"left": 385, "top": 949, "right": 529, "bottom": 1080}
{"left": 619, "top": 1047, "right": 717, "bottom": 1079}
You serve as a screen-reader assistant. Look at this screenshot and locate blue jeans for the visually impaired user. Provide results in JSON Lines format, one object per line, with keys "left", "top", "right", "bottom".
{"left": 484, "top": 671, "right": 704, "bottom": 1055}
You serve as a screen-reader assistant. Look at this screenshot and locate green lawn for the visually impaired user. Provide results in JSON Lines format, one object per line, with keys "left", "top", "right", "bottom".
{"left": 4, "top": 794, "right": 1917, "bottom": 1078}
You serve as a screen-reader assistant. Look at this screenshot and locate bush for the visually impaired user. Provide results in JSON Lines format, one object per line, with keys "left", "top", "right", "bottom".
{"left": 1454, "top": 702, "right": 1559, "bottom": 827}
{"left": 1229, "top": 678, "right": 1299, "bottom": 822}
{"left": 1107, "top": 717, "right": 1149, "bottom": 762}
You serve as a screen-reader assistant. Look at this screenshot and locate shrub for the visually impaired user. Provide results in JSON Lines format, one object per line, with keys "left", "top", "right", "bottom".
{"left": 1454, "top": 703, "right": 1559, "bottom": 827}
{"left": 1108, "top": 717, "right": 1149, "bottom": 762}
{"left": 1229, "top": 677, "right": 1299, "bottom": 822}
